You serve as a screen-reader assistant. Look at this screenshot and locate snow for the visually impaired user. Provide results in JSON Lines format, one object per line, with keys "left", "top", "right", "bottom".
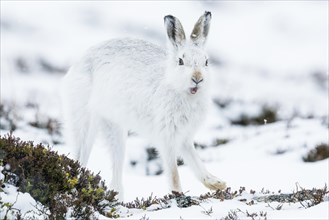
{"left": 1, "top": 1, "right": 328, "bottom": 219}
{"left": 0, "top": 184, "right": 49, "bottom": 219}
{"left": 270, "top": 202, "right": 329, "bottom": 220}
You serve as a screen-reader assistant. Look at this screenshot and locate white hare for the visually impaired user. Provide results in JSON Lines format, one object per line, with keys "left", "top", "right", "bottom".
{"left": 62, "top": 11, "right": 226, "bottom": 200}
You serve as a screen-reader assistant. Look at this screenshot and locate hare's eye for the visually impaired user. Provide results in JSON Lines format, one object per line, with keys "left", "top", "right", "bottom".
{"left": 205, "top": 59, "right": 209, "bottom": 66}
{"left": 178, "top": 58, "right": 184, "bottom": 65}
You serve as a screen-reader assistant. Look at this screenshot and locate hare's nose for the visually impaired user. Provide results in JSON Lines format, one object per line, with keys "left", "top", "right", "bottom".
{"left": 192, "top": 78, "right": 203, "bottom": 85}
{"left": 192, "top": 70, "right": 203, "bottom": 84}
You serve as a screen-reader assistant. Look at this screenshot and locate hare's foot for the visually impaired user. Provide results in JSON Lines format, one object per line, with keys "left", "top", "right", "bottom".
{"left": 202, "top": 174, "right": 226, "bottom": 190}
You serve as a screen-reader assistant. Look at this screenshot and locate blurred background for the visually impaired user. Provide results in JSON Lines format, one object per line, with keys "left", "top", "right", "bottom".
{"left": 1, "top": 1, "right": 328, "bottom": 199}
{"left": 1, "top": 1, "right": 327, "bottom": 114}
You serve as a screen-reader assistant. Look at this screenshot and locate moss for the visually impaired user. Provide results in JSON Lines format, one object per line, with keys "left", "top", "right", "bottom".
{"left": 0, "top": 134, "right": 118, "bottom": 219}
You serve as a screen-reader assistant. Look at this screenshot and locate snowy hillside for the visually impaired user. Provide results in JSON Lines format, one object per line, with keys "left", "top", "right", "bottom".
{"left": 1, "top": 1, "right": 328, "bottom": 219}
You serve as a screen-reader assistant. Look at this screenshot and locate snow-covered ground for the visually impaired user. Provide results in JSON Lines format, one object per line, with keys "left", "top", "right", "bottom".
{"left": 1, "top": 1, "right": 328, "bottom": 219}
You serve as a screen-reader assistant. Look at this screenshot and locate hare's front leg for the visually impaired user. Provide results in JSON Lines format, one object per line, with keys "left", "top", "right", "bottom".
{"left": 158, "top": 140, "right": 182, "bottom": 193}
{"left": 181, "top": 140, "right": 226, "bottom": 191}
{"left": 100, "top": 120, "right": 127, "bottom": 201}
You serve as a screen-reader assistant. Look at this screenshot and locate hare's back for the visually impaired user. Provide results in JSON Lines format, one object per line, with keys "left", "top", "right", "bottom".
{"left": 106, "top": 38, "right": 166, "bottom": 62}
{"left": 86, "top": 38, "right": 167, "bottom": 119}
{"left": 88, "top": 38, "right": 166, "bottom": 75}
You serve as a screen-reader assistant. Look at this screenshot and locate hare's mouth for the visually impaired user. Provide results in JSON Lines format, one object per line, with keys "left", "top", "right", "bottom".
{"left": 190, "top": 87, "right": 198, "bottom": 94}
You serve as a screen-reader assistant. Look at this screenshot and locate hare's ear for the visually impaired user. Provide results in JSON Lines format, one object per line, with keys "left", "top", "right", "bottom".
{"left": 190, "top": 11, "right": 212, "bottom": 47}
{"left": 164, "top": 15, "right": 186, "bottom": 49}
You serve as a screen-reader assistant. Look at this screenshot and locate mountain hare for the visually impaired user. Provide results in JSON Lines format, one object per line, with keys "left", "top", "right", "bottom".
{"left": 62, "top": 11, "right": 226, "bottom": 200}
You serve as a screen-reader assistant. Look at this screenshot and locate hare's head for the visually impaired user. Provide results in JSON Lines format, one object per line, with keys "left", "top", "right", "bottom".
{"left": 164, "top": 11, "right": 212, "bottom": 95}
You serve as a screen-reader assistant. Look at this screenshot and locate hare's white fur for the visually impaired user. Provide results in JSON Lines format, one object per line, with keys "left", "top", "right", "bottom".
{"left": 62, "top": 12, "right": 226, "bottom": 201}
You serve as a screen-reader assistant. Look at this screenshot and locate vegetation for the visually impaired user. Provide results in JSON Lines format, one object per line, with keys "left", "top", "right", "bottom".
{"left": 303, "top": 143, "right": 329, "bottom": 162}
{"left": 0, "top": 134, "right": 118, "bottom": 219}
{"left": 255, "top": 184, "right": 328, "bottom": 208}
{"left": 0, "top": 103, "right": 18, "bottom": 132}
{"left": 0, "top": 101, "right": 62, "bottom": 145}
{"left": 0, "top": 120, "right": 327, "bottom": 218}
{"left": 231, "top": 106, "right": 278, "bottom": 126}
{"left": 213, "top": 99, "right": 278, "bottom": 126}
{"left": 122, "top": 184, "right": 328, "bottom": 212}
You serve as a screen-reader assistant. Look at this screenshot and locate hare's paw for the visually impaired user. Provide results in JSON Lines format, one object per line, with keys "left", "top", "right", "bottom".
{"left": 202, "top": 174, "right": 226, "bottom": 190}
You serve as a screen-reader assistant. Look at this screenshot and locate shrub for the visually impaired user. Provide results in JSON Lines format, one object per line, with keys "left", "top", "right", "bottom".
{"left": 231, "top": 106, "right": 278, "bottom": 126}
{"left": 303, "top": 143, "right": 329, "bottom": 162}
{"left": 0, "top": 134, "right": 118, "bottom": 219}
{"left": 0, "top": 103, "right": 18, "bottom": 132}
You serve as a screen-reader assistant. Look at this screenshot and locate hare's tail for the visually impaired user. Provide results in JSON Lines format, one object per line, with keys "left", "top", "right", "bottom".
{"left": 61, "top": 67, "right": 96, "bottom": 166}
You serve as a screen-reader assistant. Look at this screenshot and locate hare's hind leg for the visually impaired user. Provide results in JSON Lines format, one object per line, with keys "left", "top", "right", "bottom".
{"left": 181, "top": 141, "right": 226, "bottom": 191}
{"left": 77, "top": 114, "right": 99, "bottom": 166}
{"left": 100, "top": 120, "right": 127, "bottom": 201}
{"left": 62, "top": 75, "right": 96, "bottom": 166}
{"left": 63, "top": 110, "right": 97, "bottom": 166}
